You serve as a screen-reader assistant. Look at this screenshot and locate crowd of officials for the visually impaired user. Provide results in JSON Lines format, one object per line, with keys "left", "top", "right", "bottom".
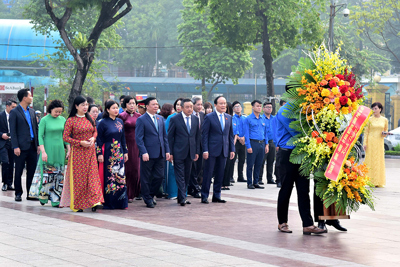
{"left": 0, "top": 88, "right": 349, "bottom": 235}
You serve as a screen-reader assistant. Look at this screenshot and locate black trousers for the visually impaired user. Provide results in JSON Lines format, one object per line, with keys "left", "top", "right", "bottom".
{"left": 1, "top": 142, "right": 14, "bottom": 186}
{"left": 277, "top": 148, "right": 313, "bottom": 227}
{"left": 259, "top": 140, "right": 276, "bottom": 182}
{"left": 274, "top": 149, "right": 281, "bottom": 184}
{"left": 14, "top": 142, "right": 38, "bottom": 196}
{"left": 234, "top": 142, "right": 246, "bottom": 180}
{"left": 313, "top": 182, "right": 325, "bottom": 222}
{"left": 174, "top": 154, "right": 193, "bottom": 203}
{"left": 188, "top": 152, "right": 202, "bottom": 195}
{"left": 223, "top": 156, "right": 235, "bottom": 186}
{"left": 140, "top": 156, "right": 165, "bottom": 205}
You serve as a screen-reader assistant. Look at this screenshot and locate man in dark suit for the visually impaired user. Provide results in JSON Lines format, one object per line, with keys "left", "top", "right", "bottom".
{"left": 135, "top": 97, "right": 170, "bottom": 208}
{"left": 0, "top": 99, "right": 17, "bottom": 191}
{"left": 9, "top": 89, "right": 39, "bottom": 202}
{"left": 188, "top": 96, "right": 205, "bottom": 198}
{"left": 168, "top": 99, "right": 201, "bottom": 206}
{"left": 201, "top": 96, "right": 235, "bottom": 204}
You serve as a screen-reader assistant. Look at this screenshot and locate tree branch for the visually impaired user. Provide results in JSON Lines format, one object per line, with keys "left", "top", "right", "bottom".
{"left": 380, "top": 32, "right": 400, "bottom": 65}
{"left": 44, "top": 0, "right": 83, "bottom": 69}
{"left": 103, "top": 0, "right": 133, "bottom": 29}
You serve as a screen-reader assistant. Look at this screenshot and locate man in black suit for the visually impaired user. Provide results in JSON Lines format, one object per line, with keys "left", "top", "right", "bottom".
{"left": 9, "top": 89, "right": 39, "bottom": 202}
{"left": 0, "top": 99, "right": 17, "bottom": 191}
{"left": 201, "top": 96, "right": 235, "bottom": 203}
{"left": 188, "top": 96, "right": 204, "bottom": 198}
{"left": 168, "top": 99, "right": 201, "bottom": 206}
{"left": 135, "top": 97, "right": 170, "bottom": 208}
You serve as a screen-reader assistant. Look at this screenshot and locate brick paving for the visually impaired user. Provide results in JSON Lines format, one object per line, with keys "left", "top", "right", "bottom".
{"left": 0, "top": 158, "right": 399, "bottom": 266}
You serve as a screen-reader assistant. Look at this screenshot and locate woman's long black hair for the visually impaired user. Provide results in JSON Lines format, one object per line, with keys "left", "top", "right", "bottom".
{"left": 68, "top": 95, "right": 95, "bottom": 127}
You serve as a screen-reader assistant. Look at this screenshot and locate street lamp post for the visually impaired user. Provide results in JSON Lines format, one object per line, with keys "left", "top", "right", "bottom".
{"left": 328, "top": 0, "right": 350, "bottom": 52}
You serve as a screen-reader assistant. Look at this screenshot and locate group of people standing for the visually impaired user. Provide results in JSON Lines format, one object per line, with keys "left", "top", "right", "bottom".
{"left": 2, "top": 87, "right": 373, "bottom": 236}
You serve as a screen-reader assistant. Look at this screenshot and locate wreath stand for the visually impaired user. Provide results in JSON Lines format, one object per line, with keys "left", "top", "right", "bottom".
{"left": 319, "top": 204, "right": 350, "bottom": 220}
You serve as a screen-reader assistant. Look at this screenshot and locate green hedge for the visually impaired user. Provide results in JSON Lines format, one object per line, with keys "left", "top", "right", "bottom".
{"left": 385, "top": 150, "right": 400, "bottom": 156}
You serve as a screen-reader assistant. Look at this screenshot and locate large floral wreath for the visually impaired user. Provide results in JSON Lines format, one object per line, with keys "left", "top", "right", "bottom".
{"left": 282, "top": 43, "right": 374, "bottom": 214}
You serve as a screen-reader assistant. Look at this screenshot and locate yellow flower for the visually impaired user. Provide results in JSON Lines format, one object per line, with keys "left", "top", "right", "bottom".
{"left": 331, "top": 87, "right": 339, "bottom": 95}
{"left": 352, "top": 102, "right": 359, "bottom": 111}
{"left": 337, "top": 80, "right": 345, "bottom": 86}
{"left": 347, "top": 98, "right": 352, "bottom": 105}
{"left": 321, "top": 89, "right": 330, "bottom": 97}
{"left": 328, "top": 104, "right": 335, "bottom": 111}
{"left": 342, "top": 107, "right": 349, "bottom": 114}
{"left": 335, "top": 98, "right": 340, "bottom": 104}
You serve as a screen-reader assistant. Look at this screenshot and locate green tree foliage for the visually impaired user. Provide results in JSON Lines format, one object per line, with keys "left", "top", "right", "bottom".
{"left": 352, "top": 0, "right": 400, "bottom": 67}
{"left": 24, "top": 0, "right": 132, "bottom": 111}
{"left": 195, "top": 0, "right": 326, "bottom": 100}
{"left": 115, "top": 0, "right": 183, "bottom": 77}
{"left": 177, "top": 0, "right": 252, "bottom": 100}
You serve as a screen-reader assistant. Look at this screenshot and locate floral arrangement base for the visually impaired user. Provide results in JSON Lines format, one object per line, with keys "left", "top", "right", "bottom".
{"left": 319, "top": 204, "right": 350, "bottom": 220}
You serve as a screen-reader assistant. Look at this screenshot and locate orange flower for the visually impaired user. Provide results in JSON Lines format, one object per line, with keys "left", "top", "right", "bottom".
{"left": 344, "top": 168, "right": 351, "bottom": 174}
{"left": 333, "top": 137, "right": 339, "bottom": 143}
{"left": 327, "top": 142, "right": 333, "bottom": 148}
{"left": 325, "top": 74, "right": 333, "bottom": 80}
{"left": 320, "top": 80, "right": 328, "bottom": 86}
{"left": 316, "top": 137, "right": 323, "bottom": 144}
{"left": 333, "top": 77, "right": 340, "bottom": 83}
{"left": 345, "top": 91, "right": 351, "bottom": 97}
{"left": 323, "top": 98, "right": 330, "bottom": 104}
{"left": 326, "top": 132, "right": 335, "bottom": 141}
{"left": 345, "top": 81, "right": 350, "bottom": 86}
{"left": 312, "top": 131, "right": 319, "bottom": 138}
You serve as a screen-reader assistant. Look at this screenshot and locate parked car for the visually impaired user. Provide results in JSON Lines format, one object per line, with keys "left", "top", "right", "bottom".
{"left": 387, "top": 127, "right": 400, "bottom": 148}
{"left": 359, "top": 134, "right": 394, "bottom": 158}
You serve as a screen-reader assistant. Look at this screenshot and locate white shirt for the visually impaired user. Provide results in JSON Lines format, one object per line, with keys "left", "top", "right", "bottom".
{"left": 5, "top": 110, "right": 10, "bottom": 132}
{"left": 193, "top": 111, "right": 201, "bottom": 125}
{"left": 182, "top": 113, "right": 191, "bottom": 129}
{"left": 146, "top": 111, "right": 158, "bottom": 128}
{"left": 215, "top": 110, "right": 225, "bottom": 129}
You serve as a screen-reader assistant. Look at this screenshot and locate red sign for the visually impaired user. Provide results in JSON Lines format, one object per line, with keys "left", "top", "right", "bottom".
{"left": 325, "top": 106, "right": 372, "bottom": 181}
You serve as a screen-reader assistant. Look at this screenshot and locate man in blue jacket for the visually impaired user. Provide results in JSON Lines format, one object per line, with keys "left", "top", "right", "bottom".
{"left": 135, "top": 97, "right": 170, "bottom": 208}
{"left": 201, "top": 96, "right": 235, "bottom": 204}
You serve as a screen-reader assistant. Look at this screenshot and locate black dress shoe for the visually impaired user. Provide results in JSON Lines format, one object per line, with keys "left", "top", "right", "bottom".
{"left": 15, "top": 194, "right": 22, "bottom": 202}
{"left": 26, "top": 197, "right": 39, "bottom": 201}
{"left": 192, "top": 192, "right": 201, "bottom": 198}
{"left": 185, "top": 200, "right": 191, "bottom": 205}
{"left": 237, "top": 178, "right": 247, "bottom": 182}
{"left": 146, "top": 202, "right": 155, "bottom": 208}
{"left": 277, "top": 183, "right": 282, "bottom": 188}
{"left": 152, "top": 198, "right": 157, "bottom": 205}
{"left": 135, "top": 196, "right": 142, "bottom": 200}
{"left": 180, "top": 201, "right": 186, "bottom": 206}
{"left": 267, "top": 180, "right": 277, "bottom": 184}
{"left": 212, "top": 196, "right": 226, "bottom": 203}
{"left": 326, "top": 220, "right": 347, "bottom": 231}
{"left": 317, "top": 221, "right": 328, "bottom": 233}
{"left": 253, "top": 184, "right": 265, "bottom": 189}
{"left": 201, "top": 198, "right": 209, "bottom": 204}
{"left": 247, "top": 184, "right": 255, "bottom": 189}
{"left": 230, "top": 178, "right": 235, "bottom": 183}
{"left": 1, "top": 184, "right": 7, "bottom": 191}
{"left": 7, "top": 185, "right": 14, "bottom": 190}
{"left": 258, "top": 181, "right": 264, "bottom": 185}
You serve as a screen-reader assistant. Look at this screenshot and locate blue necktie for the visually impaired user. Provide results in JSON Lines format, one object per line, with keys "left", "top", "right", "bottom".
{"left": 153, "top": 115, "right": 158, "bottom": 132}
{"left": 186, "top": 116, "right": 191, "bottom": 132}
{"left": 220, "top": 114, "right": 224, "bottom": 131}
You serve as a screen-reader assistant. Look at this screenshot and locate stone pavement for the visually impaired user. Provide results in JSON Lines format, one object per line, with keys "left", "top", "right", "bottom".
{"left": 0, "top": 159, "right": 399, "bottom": 267}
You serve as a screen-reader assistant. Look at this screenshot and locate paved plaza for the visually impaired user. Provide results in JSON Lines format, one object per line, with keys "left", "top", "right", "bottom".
{"left": 0, "top": 158, "right": 399, "bottom": 267}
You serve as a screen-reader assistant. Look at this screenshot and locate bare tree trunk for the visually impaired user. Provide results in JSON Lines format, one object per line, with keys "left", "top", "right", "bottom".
{"left": 207, "top": 76, "right": 223, "bottom": 101}
{"left": 201, "top": 77, "right": 207, "bottom": 100}
{"left": 261, "top": 14, "right": 275, "bottom": 111}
